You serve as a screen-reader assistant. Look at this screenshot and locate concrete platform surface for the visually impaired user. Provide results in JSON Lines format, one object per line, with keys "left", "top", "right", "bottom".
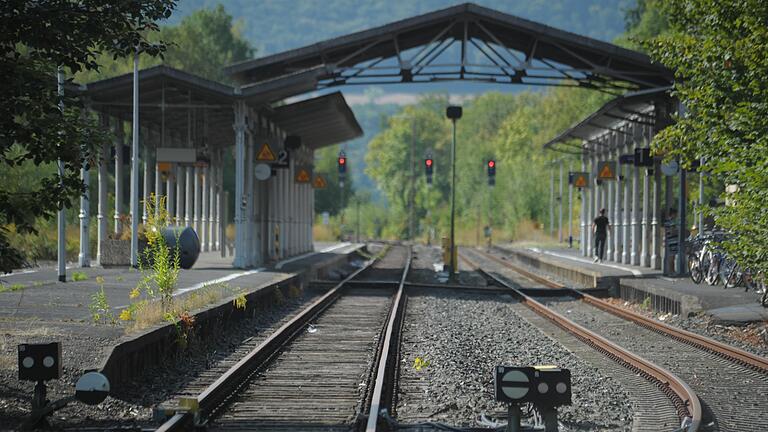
{"left": 0, "top": 243, "right": 363, "bottom": 322}
{"left": 497, "top": 244, "right": 768, "bottom": 322}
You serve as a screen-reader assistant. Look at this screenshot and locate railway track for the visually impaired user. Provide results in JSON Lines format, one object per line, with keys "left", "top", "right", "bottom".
{"left": 464, "top": 247, "right": 768, "bottom": 432}
{"left": 155, "top": 245, "right": 411, "bottom": 432}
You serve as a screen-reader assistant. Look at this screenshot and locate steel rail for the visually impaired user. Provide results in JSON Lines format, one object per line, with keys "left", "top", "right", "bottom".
{"left": 478, "top": 248, "right": 768, "bottom": 372}
{"left": 460, "top": 250, "right": 702, "bottom": 432}
{"left": 154, "top": 255, "right": 383, "bottom": 432}
{"left": 365, "top": 248, "right": 412, "bottom": 431}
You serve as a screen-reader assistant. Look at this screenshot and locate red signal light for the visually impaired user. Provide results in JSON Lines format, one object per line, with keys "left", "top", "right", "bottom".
{"left": 426, "top": 159, "right": 433, "bottom": 167}
{"left": 488, "top": 160, "right": 495, "bottom": 168}
{"left": 339, "top": 157, "right": 346, "bottom": 165}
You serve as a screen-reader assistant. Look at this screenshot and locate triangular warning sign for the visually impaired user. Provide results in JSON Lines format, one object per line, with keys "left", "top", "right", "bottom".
{"left": 313, "top": 175, "right": 327, "bottom": 189}
{"left": 256, "top": 142, "right": 276, "bottom": 161}
{"left": 296, "top": 168, "right": 311, "bottom": 183}
{"left": 599, "top": 164, "right": 613, "bottom": 179}
{"left": 574, "top": 175, "right": 587, "bottom": 188}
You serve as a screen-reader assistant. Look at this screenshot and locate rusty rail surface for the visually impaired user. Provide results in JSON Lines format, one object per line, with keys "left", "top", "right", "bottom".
{"left": 476, "top": 248, "right": 768, "bottom": 372}
{"left": 365, "top": 248, "right": 412, "bottom": 431}
{"left": 154, "top": 255, "right": 383, "bottom": 432}
{"left": 460, "top": 250, "right": 702, "bottom": 432}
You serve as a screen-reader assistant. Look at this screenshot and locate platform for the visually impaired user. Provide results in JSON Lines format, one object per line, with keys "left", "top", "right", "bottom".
{"left": 495, "top": 244, "right": 768, "bottom": 322}
{"left": 0, "top": 242, "right": 364, "bottom": 385}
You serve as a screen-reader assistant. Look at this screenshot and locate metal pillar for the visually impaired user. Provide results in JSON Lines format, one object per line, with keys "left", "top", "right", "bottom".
{"left": 201, "top": 165, "right": 209, "bottom": 252}
{"left": 558, "top": 161, "right": 564, "bottom": 243}
{"left": 244, "top": 131, "right": 254, "bottom": 266}
{"left": 154, "top": 157, "right": 161, "bottom": 218}
{"left": 449, "top": 117, "right": 458, "bottom": 277}
{"left": 580, "top": 152, "right": 587, "bottom": 256}
{"left": 587, "top": 147, "right": 596, "bottom": 257}
{"left": 142, "top": 137, "right": 151, "bottom": 225}
{"left": 129, "top": 52, "right": 140, "bottom": 268}
{"left": 209, "top": 163, "right": 217, "bottom": 251}
{"left": 97, "top": 116, "right": 109, "bottom": 265}
{"left": 605, "top": 141, "right": 613, "bottom": 261}
{"left": 166, "top": 164, "right": 175, "bottom": 223}
{"left": 185, "top": 166, "right": 193, "bottom": 227}
{"left": 631, "top": 154, "right": 641, "bottom": 266}
{"left": 78, "top": 152, "right": 90, "bottom": 267}
{"left": 677, "top": 167, "right": 687, "bottom": 275}
{"left": 698, "top": 160, "right": 705, "bottom": 232}
{"left": 613, "top": 141, "right": 623, "bottom": 262}
{"left": 175, "top": 165, "right": 183, "bottom": 224}
{"left": 568, "top": 163, "right": 574, "bottom": 248}
{"left": 651, "top": 159, "right": 662, "bottom": 269}
{"left": 549, "top": 168, "right": 555, "bottom": 237}
{"left": 194, "top": 165, "right": 201, "bottom": 235}
{"left": 622, "top": 136, "right": 632, "bottom": 265}
{"left": 114, "top": 121, "right": 124, "bottom": 236}
{"left": 641, "top": 165, "right": 651, "bottom": 267}
{"left": 233, "top": 101, "right": 246, "bottom": 268}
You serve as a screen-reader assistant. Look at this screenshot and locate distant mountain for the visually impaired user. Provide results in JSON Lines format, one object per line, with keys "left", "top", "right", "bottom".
{"left": 170, "top": 0, "right": 632, "bottom": 55}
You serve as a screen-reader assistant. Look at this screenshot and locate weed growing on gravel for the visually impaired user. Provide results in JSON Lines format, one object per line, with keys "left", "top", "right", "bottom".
{"left": 72, "top": 271, "right": 88, "bottom": 281}
{"left": 0, "top": 283, "right": 25, "bottom": 293}
{"left": 136, "top": 194, "right": 180, "bottom": 311}
{"left": 233, "top": 291, "right": 247, "bottom": 310}
{"left": 115, "top": 275, "right": 124, "bottom": 282}
{"left": 89, "top": 278, "right": 114, "bottom": 325}
{"left": 413, "top": 356, "right": 431, "bottom": 371}
{"left": 641, "top": 296, "right": 652, "bottom": 310}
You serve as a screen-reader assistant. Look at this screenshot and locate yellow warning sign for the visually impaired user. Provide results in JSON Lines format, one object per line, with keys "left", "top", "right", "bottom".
{"left": 312, "top": 174, "right": 327, "bottom": 189}
{"left": 598, "top": 161, "right": 616, "bottom": 180}
{"left": 295, "top": 168, "right": 311, "bottom": 183}
{"left": 573, "top": 173, "right": 588, "bottom": 188}
{"left": 256, "top": 142, "right": 277, "bottom": 161}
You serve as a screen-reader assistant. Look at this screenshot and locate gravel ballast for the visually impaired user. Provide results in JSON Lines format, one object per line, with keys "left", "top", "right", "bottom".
{"left": 396, "top": 290, "right": 634, "bottom": 431}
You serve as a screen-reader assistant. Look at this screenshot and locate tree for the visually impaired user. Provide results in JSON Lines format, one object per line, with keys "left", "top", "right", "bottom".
{"left": 647, "top": 1, "right": 768, "bottom": 273}
{"left": 0, "top": 1, "right": 176, "bottom": 273}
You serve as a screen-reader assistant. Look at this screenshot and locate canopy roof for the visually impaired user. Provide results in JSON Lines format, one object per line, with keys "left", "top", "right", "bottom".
{"left": 226, "top": 3, "right": 673, "bottom": 94}
{"left": 81, "top": 66, "right": 361, "bottom": 150}
{"left": 542, "top": 86, "right": 673, "bottom": 154}
{"left": 272, "top": 92, "right": 363, "bottom": 150}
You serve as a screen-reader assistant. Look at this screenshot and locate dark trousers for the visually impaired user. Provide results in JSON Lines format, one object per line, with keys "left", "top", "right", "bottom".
{"left": 595, "top": 235, "right": 607, "bottom": 260}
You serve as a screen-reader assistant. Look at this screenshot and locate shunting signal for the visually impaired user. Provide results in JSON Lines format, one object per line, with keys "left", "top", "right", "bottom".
{"left": 487, "top": 159, "right": 496, "bottom": 186}
{"left": 338, "top": 151, "right": 347, "bottom": 174}
{"left": 425, "top": 156, "right": 434, "bottom": 184}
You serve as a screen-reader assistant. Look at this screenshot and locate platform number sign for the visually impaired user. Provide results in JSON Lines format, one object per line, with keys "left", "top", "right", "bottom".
{"left": 275, "top": 150, "right": 290, "bottom": 168}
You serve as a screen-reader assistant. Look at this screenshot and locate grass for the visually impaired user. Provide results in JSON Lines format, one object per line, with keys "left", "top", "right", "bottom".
{"left": 126, "top": 282, "right": 246, "bottom": 333}
{"left": 0, "top": 283, "right": 25, "bottom": 293}
{"left": 72, "top": 271, "right": 89, "bottom": 281}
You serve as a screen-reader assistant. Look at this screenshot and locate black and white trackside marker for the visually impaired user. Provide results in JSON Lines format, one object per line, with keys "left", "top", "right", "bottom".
{"left": 75, "top": 372, "right": 111, "bottom": 405}
{"left": 18, "top": 343, "right": 61, "bottom": 382}
{"left": 494, "top": 366, "right": 572, "bottom": 407}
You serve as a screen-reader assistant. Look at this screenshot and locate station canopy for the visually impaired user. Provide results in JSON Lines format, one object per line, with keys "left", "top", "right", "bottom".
{"left": 542, "top": 86, "right": 673, "bottom": 155}
{"left": 225, "top": 2, "right": 673, "bottom": 96}
{"left": 81, "top": 65, "right": 362, "bottom": 148}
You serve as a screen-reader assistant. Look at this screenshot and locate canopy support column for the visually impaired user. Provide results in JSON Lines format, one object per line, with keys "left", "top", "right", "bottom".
{"left": 233, "top": 100, "right": 247, "bottom": 268}
{"left": 613, "top": 141, "right": 623, "bottom": 263}
{"left": 78, "top": 148, "right": 90, "bottom": 267}
{"left": 97, "top": 115, "right": 109, "bottom": 265}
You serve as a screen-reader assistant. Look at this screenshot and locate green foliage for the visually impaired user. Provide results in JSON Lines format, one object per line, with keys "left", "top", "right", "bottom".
{"left": 647, "top": 1, "right": 768, "bottom": 275}
{"left": 89, "top": 287, "right": 114, "bottom": 325}
{"left": 76, "top": 4, "right": 253, "bottom": 84}
{"left": 137, "top": 195, "right": 181, "bottom": 311}
{"left": 72, "top": 271, "right": 88, "bottom": 282}
{"left": 233, "top": 292, "right": 247, "bottom": 310}
{"left": 364, "top": 89, "right": 609, "bottom": 241}
{"left": 615, "top": 0, "right": 669, "bottom": 50}
{"left": 0, "top": 283, "right": 25, "bottom": 293}
{"left": 0, "top": 1, "right": 175, "bottom": 273}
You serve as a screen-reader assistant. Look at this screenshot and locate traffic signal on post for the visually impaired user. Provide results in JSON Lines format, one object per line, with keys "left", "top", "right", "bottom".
{"left": 425, "top": 156, "right": 433, "bottom": 184}
{"left": 487, "top": 159, "right": 496, "bottom": 186}
{"left": 338, "top": 151, "right": 347, "bottom": 174}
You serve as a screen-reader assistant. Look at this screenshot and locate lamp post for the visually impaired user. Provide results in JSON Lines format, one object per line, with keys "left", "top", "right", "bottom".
{"left": 446, "top": 105, "right": 462, "bottom": 278}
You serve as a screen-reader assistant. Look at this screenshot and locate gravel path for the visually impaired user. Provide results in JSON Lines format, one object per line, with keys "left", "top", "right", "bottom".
{"left": 396, "top": 289, "right": 634, "bottom": 431}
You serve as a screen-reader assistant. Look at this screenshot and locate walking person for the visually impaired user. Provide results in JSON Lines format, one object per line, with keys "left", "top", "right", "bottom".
{"left": 592, "top": 208, "right": 611, "bottom": 263}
